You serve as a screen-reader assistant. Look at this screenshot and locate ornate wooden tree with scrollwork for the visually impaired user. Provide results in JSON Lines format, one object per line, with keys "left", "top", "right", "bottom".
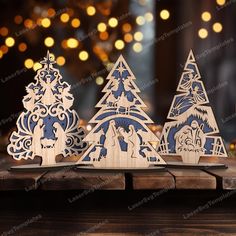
{"left": 8, "top": 51, "right": 87, "bottom": 166}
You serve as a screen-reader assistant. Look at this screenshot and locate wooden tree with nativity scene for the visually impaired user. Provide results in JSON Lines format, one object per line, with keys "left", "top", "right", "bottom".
{"left": 7, "top": 51, "right": 88, "bottom": 170}
{"left": 158, "top": 50, "right": 227, "bottom": 168}
{"left": 77, "top": 55, "right": 166, "bottom": 168}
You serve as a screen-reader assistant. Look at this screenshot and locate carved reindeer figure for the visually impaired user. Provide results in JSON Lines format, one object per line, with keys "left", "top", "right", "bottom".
{"left": 88, "top": 146, "right": 103, "bottom": 161}
{"left": 116, "top": 92, "right": 137, "bottom": 114}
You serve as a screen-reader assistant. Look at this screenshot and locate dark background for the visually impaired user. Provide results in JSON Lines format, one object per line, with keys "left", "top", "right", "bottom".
{"left": 0, "top": 0, "right": 235, "bottom": 144}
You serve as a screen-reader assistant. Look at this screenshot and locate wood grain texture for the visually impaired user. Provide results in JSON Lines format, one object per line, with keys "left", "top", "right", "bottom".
{"left": 132, "top": 171, "right": 175, "bottom": 189}
{"left": 39, "top": 169, "right": 125, "bottom": 190}
{"left": 0, "top": 170, "right": 46, "bottom": 191}
{"left": 168, "top": 169, "right": 216, "bottom": 189}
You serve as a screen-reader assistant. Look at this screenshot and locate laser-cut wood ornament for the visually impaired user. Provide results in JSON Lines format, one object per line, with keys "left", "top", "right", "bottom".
{"left": 158, "top": 50, "right": 227, "bottom": 167}
{"left": 8, "top": 51, "right": 88, "bottom": 170}
{"left": 77, "top": 55, "right": 166, "bottom": 169}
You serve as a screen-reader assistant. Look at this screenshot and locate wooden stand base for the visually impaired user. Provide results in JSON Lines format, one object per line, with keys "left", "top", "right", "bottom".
{"left": 156, "top": 161, "right": 227, "bottom": 169}
{"left": 10, "top": 162, "right": 77, "bottom": 171}
{"left": 76, "top": 164, "right": 166, "bottom": 171}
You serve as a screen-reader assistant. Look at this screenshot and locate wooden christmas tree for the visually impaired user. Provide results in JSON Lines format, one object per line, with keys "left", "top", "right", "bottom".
{"left": 77, "top": 55, "right": 166, "bottom": 168}
{"left": 158, "top": 50, "right": 227, "bottom": 164}
{"left": 8, "top": 51, "right": 88, "bottom": 168}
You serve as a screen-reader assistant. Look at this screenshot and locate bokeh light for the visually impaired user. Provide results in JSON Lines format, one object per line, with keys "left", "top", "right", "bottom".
{"left": 108, "top": 17, "right": 118, "bottom": 27}
{"left": 60, "top": 13, "right": 70, "bottom": 23}
{"left": 134, "top": 31, "right": 143, "bottom": 41}
{"left": 160, "top": 9, "right": 170, "bottom": 20}
{"left": 86, "top": 6, "right": 96, "bottom": 16}
{"left": 41, "top": 18, "right": 51, "bottom": 28}
{"left": 33, "top": 62, "right": 42, "bottom": 71}
{"left": 24, "top": 59, "right": 34, "bottom": 69}
{"left": 5, "top": 37, "right": 15, "bottom": 47}
{"left": 67, "top": 38, "right": 79, "bottom": 48}
{"left": 71, "top": 18, "right": 80, "bottom": 28}
{"left": 18, "top": 42, "right": 27, "bottom": 52}
{"left": 79, "top": 51, "right": 89, "bottom": 61}
{"left": 201, "top": 12, "right": 211, "bottom": 22}
{"left": 115, "top": 39, "right": 125, "bottom": 50}
{"left": 124, "top": 33, "right": 133, "bottom": 43}
{"left": 133, "top": 42, "right": 143, "bottom": 53}
{"left": 96, "top": 76, "right": 104, "bottom": 85}
{"left": 198, "top": 28, "right": 208, "bottom": 39}
{"left": 97, "top": 22, "right": 107, "bottom": 32}
{"left": 0, "top": 27, "right": 8, "bottom": 36}
{"left": 122, "top": 23, "right": 132, "bottom": 33}
{"left": 216, "top": 0, "right": 226, "bottom": 5}
{"left": 136, "top": 16, "right": 145, "bottom": 25}
{"left": 44, "top": 37, "right": 54, "bottom": 47}
{"left": 213, "top": 22, "right": 223, "bottom": 33}
{"left": 56, "top": 56, "right": 66, "bottom": 66}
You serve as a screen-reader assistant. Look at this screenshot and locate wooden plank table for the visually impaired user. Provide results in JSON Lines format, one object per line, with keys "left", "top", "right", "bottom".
{"left": 0, "top": 154, "right": 236, "bottom": 190}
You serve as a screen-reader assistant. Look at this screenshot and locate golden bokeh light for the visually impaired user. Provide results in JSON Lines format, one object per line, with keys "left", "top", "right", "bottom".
{"left": 198, "top": 28, "right": 208, "bottom": 39}
{"left": 0, "top": 45, "right": 8, "bottom": 54}
{"left": 67, "top": 38, "right": 79, "bottom": 48}
{"left": 136, "top": 16, "right": 145, "bottom": 25}
{"left": 0, "top": 50, "right": 3, "bottom": 59}
{"left": 47, "top": 8, "right": 56, "bottom": 17}
{"left": 60, "top": 13, "right": 70, "bottom": 23}
{"left": 134, "top": 31, "right": 143, "bottom": 41}
{"left": 61, "top": 39, "right": 67, "bottom": 49}
{"left": 115, "top": 39, "right": 125, "bottom": 50}
{"left": 86, "top": 6, "right": 96, "bottom": 16}
{"left": 5, "top": 37, "right": 15, "bottom": 47}
{"left": 14, "top": 15, "right": 23, "bottom": 24}
{"left": 33, "top": 62, "right": 42, "bottom": 71}
{"left": 0, "top": 27, "right": 8, "bottom": 36}
{"left": 144, "top": 12, "right": 153, "bottom": 22}
{"left": 71, "top": 18, "right": 80, "bottom": 28}
{"left": 24, "top": 19, "right": 34, "bottom": 28}
{"left": 216, "top": 0, "right": 226, "bottom": 5}
{"left": 41, "top": 18, "right": 51, "bottom": 28}
{"left": 24, "top": 59, "right": 34, "bottom": 69}
{"left": 44, "top": 37, "right": 54, "bottom": 47}
{"left": 56, "top": 56, "right": 66, "bottom": 66}
{"left": 108, "top": 17, "right": 118, "bottom": 27}
{"left": 99, "top": 31, "right": 109, "bottom": 40}
{"left": 133, "top": 42, "right": 143, "bottom": 53}
{"left": 96, "top": 76, "right": 104, "bottom": 85}
{"left": 122, "top": 23, "right": 132, "bottom": 33}
{"left": 201, "top": 12, "right": 211, "bottom": 22}
{"left": 18, "top": 43, "right": 27, "bottom": 52}
{"left": 160, "top": 9, "right": 170, "bottom": 20}
{"left": 213, "top": 22, "right": 223, "bottom": 33}
{"left": 97, "top": 22, "right": 107, "bottom": 32}
{"left": 79, "top": 51, "right": 89, "bottom": 61}
{"left": 124, "top": 33, "right": 133, "bottom": 43}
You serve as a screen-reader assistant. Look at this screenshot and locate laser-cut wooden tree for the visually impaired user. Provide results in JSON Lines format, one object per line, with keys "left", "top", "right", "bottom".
{"left": 8, "top": 51, "right": 88, "bottom": 167}
{"left": 158, "top": 50, "right": 227, "bottom": 164}
{"left": 77, "top": 55, "right": 166, "bottom": 168}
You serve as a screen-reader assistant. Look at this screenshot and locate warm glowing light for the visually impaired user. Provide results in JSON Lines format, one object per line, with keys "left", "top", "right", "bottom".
{"left": 108, "top": 17, "right": 118, "bottom": 27}
{"left": 24, "top": 59, "right": 34, "bottom": 69}
{"left": 67, "top": 38, "right": 78, "bottom": 48}
{"left": 99, "top": 31, "right": 109, "bottom": 40}
{"left": 0, "top": 27, "right": 8, "bottom": 36}
{"left": 47, "top": 8, "right": 56, "bottom": 17}
{"left": 41, "top": 18, "right": 51, "bottom": 28}
{"left": 230, "top": 143, "right": 235, "bottom": 150}
{"left": 60, "top": 13, "right": 70, "bottom": 23}
{"left": 144, "top": 12, "right": 153, "bottom": 22}
{"left": 97, "top": 22, "right": 107, "bottom": 32}
{"left": 134, "top": 31, "right": 143, "bottom": 41}
{"left": 79, "top": 51, "right": 89, "bottom": 61}
{"left": 86, "top": 6, "right": 96, "bottom": 16}
{"left": 86, "top": 125, "right": 92, "bottom": 131}
{"left": 216, "top": 0, "right": 226, "bottom": 5}
{"left": 44, "top": 37, "right": 54, "bottom": 47}
{"left": 56, "top": 56, "right": 66, "bottom": 66}
{"left": 133, "top": 42, "right": 143, "bottom": 53}
{"left": 33, "top": 62, "right": 42, "bottom": 71}
{"left": 18, "top": 43, "right": 27, "bottom": 52}
{"left": 0, "top": 50, "right": 3, "bottom": 59}
{"left": 67, "top": 8, "right": 74, "bottom": 16}
{"left": 96, "top": 76, "right": 104, "bottom": 85}
{"left": 136, "top": 16, "right": 145, "bottom": 25}
{"left": 71, "top": 18, "right": 80, "bottom": 28}
{"left": 201, "top": 12, "right": 211, "bottom": 22}
{"left": 14, "top": 15, "right": 23, "bottom": 24}
{"left": 0, "top": 45, "right": 8, "bottom": 54}
{"left": 122, "top": 23, "right": 131, "bottom": 32}
{"left": 24, "top": 19, "right": 34, "bottom": 28}
{"left": 124, "top": 33, "right": 133, "bottom": 43}
{"left": 61, "top": 40, "right": 67, "bottom": 49}
{"left": 160, "top": 9, "right": 170, "bottom": 20}
{"left": 5, "top": 37, "right": 15, "bottom": 47}
{"left": 198, "top": 28, "right": 208, "bottom": 39}
{"left": 115, "top": 40, "right": 125, "bottom": 50}
{"left": 213, "top": 22, "right": 223, "bottom": 33}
